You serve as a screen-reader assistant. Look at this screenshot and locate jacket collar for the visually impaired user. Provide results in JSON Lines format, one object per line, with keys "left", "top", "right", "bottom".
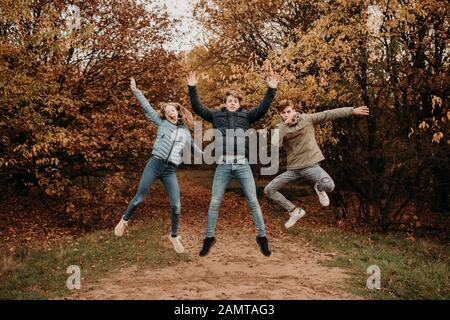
{"left": 220, "top": 106, "right": 244, "bottom": 112}
{"left": 164, "top": 118, "right": 183, "bottom": 127}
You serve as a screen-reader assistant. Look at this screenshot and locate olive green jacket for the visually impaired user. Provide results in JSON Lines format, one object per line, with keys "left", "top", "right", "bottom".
{"left": 272, "top": 107, "right": 354, "bottom": 170}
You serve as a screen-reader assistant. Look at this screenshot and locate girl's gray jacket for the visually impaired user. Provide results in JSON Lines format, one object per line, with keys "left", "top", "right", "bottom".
{"left": 133, "top": 89, "right": 202, "bottom": 166}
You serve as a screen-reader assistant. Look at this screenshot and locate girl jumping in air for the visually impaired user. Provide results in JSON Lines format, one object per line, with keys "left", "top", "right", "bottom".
{"left": 114, "top": 77, "right": 202, "bottom": 253}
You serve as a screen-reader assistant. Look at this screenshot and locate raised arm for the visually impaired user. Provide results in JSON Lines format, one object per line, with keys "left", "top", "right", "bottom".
{"left": 130, "top": 77, "right": 162, "bottom": 126}
{"left": 306, "top": 107, "right": 355, "bottom": 125}
{"left": 186, "top": 71, "right": 214, "bottom": 123}
{"left": 248, "top": 73, "right": 279, "bottom": 123}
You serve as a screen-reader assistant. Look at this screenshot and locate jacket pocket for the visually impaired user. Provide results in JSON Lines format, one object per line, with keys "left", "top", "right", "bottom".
{"left": 216, "top": 118, "right": 227, "bottom": 126}
{"left": 156, "top": 133, "right": 165, "bottom": 141}
{"left": 236, "top": 114, "right": 248, "bottom": 125}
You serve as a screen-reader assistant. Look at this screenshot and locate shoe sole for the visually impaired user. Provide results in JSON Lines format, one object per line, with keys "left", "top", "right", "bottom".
{"left": 114, "top": 227, "right": 125, "bottom": 237}
{"left": 172, "top": 246, "right": 185, "bottom": 254}
{"left": 199, "top": 239, "right": 216, "bottom": 257}
{"left": 256, "top": 238, "right": 271, "bottom": 257}
{"left": 284, "top": 211, "right": 306, "bottom": 229}
{"left": 259, "top": 248, "right": 272, "bottom": 257}
{"left": 315, "top": 186, "right": 330, "bottom": 207}
{"left": 169, "top": 235, "right": 185, "bottom": 253}
{"left": 317, "top": 196, "right": 330, "bottom": 206}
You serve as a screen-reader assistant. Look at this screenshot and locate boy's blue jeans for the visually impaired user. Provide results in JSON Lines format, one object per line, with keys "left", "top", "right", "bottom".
{"left": 205, "top": 161, "right": 266, "bottom": 238}
{"left": 123, "top": 156, "right": 181, "bottom": 236}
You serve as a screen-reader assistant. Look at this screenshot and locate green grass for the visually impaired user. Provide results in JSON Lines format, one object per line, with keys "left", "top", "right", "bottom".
{"left": 3, "top": 167, "right": 447, "bottom": 300}
{"left": 283, "top": 220, "right": 450, "bottom": 299}
{"left": 0, "top": 219, "right": 189, "bottom": 300}
{"left": 180, "top": 168, "right": 449, "bottom": 300}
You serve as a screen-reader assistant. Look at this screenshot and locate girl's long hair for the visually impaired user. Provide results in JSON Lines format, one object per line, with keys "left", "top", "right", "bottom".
{"left": 158, "top": 102, "right": 194, "bottom": 130}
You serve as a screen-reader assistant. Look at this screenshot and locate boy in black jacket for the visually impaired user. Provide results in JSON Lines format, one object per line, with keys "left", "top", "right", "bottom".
{"left": 187, "top": 71, "right": 279, "bottom": 257}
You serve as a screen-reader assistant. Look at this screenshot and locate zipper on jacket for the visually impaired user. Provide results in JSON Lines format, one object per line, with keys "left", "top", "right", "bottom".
{"left": 165, "top": 126, "right": 179, "bottom": 165}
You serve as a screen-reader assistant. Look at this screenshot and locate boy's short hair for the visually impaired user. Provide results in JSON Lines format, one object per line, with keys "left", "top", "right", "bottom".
{"left": 224, "top": 90, "right": 242, "bottom": 103}
{"left": 276, "top": 99, "right": 294, "bottom": 112}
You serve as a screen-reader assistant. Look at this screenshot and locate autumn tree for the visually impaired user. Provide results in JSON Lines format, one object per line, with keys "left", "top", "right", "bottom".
{"left": 185, "top": 0, "right": 325, "bottom": 126}
{"left": 0, "top": 0, "right": 184, "bottom": 223}
{"left": 191, "top": 0, "right": 449, "bottom": 231}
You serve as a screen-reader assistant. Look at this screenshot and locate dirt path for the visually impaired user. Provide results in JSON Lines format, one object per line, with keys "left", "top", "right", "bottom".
{"left": 64, "top": 177, "right": 360, "bottom": 300}
{"left": 71, "top": 222, "right": 359, "bottom": 299}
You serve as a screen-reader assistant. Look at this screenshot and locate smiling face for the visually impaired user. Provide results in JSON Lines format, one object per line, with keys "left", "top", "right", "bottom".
{"left": 225, "top": 94, "right": 241, "bottom": 112}
{"left": 164, "top": 104, "right": 179, "bottom": 124}
{"left": 224, "top": 90, "right": 242, "bottom": 112}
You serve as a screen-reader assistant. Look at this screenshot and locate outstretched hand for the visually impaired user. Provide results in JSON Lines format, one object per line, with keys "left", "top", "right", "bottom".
{"left": 130, "top": 77, "right": 137, "bottom": 91}
{"left": 186, "top": 71, "right": 198, "bottom": 86}
{"left": 353, "top": 105, "right": 370, "bottom": 116}
{"left": 266, "top": 72, "right": 280, "bottom": 89}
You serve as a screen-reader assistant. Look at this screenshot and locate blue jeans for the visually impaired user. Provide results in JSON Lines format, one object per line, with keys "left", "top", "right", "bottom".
{"left": 123, "top": 156, "right": 181, "bottom": 236}
{"left": 205, "top": 162, "right": 266, "bottom": 237}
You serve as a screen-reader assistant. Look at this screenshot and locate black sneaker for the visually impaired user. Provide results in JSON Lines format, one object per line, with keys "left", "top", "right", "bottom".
{"left": 199, "top": 237, "right": 216, "bottom": 257}
{"left": 256, "top": 236, "right": 271, "bottom": 256}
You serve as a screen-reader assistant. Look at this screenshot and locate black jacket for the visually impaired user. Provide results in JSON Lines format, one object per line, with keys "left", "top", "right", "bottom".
{"left": 188, "top": 85, "right": 277, "bottom": 159}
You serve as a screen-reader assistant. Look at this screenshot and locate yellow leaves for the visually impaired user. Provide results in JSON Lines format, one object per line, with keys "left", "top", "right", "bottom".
{"left": 0, "top": 158, "right": 17, "bottom": 167}
{"left": 305, "top": 75, "right": 317, "bottom": 87}
{"left": 416, "top": 96, "right": 447, "bottom": 144}
{"left": 432, "top": 95, "right": 442, "bottom": 112}
{"left": 66, "top": 203, "right": 76, "bottom": 213}
{"left": 432, "top": 132, "right": 444, "bottom": 144}
{"left": 406, "top": 232, "right": 415, "bottom": 241}
{"left": 432, "top": 95, "right": 442, "bottom": 107}
{"left": 418, "top": 121, "right": 429, "bottom": 130}
{"left": 319, "top": 75, "right": 328, "bottom": 87}
{"left": 318, "top": 57, "right": 333, "bottom": 72}
{"left": 31, "top": 143, "right": 50, "bottom": 157}
{"left": 328, "top": 89, "right": 338, "bottom": 100}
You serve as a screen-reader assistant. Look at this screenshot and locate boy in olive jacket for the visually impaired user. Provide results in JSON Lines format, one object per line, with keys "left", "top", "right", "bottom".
{"left": 264, "top": 100, "right": 370, "bottom": 228}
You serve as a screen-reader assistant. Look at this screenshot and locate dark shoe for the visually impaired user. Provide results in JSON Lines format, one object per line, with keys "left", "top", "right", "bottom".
{"left": 199, "top": 237, "right": 216, "bottom": 257}
{"left": 256, "top": 236, "right": 271, "bottom": 256}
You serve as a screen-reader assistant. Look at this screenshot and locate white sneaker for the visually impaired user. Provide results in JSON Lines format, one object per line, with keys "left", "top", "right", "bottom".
{"left": 314, "top": 183, "right": 330, "bottom": 206}
{"left": 284, "top": 207, "right": 306, "bottom": 229}
{"left": 169, "top": 235, "right": 185, "bottom": 253}
{"left": 114, "top": 217, "right": 128, "bottom": 237}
